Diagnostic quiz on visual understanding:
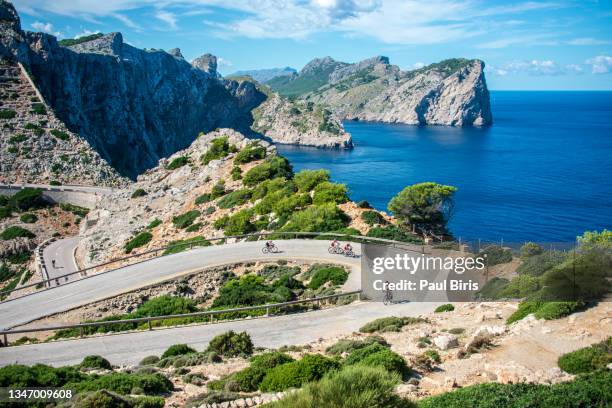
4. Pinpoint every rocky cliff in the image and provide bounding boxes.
[269,56,493,126]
